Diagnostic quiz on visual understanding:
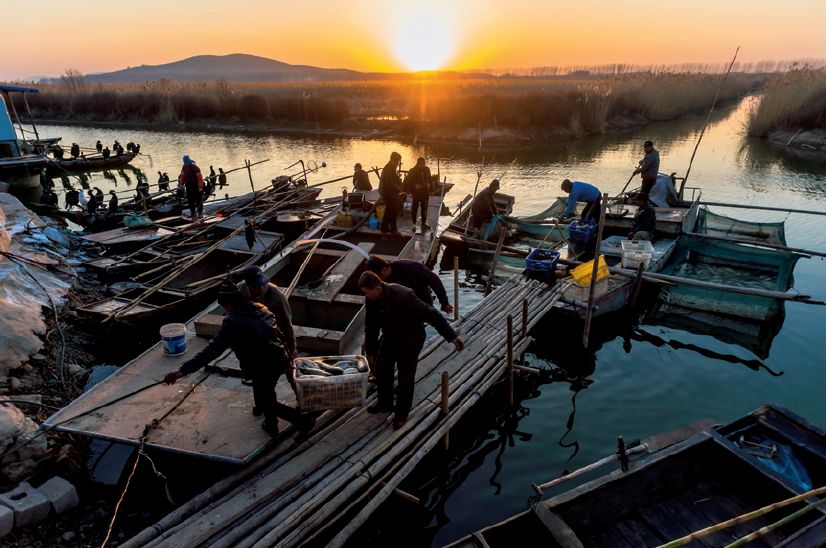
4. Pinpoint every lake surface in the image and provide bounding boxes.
[33,97,826,546]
